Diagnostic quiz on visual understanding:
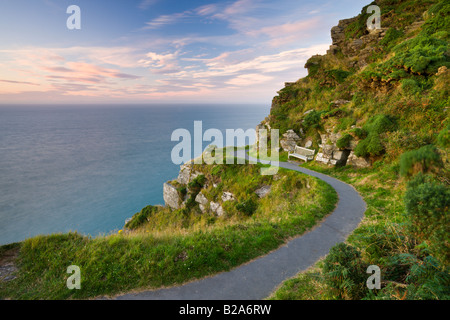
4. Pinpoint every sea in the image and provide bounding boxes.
[0,104,270,245]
